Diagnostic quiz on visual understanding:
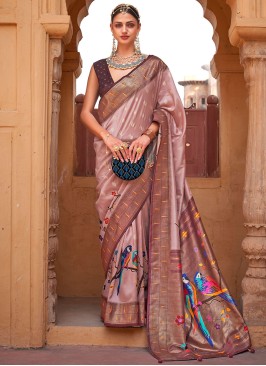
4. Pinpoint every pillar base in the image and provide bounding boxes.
[248,324,266,348]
